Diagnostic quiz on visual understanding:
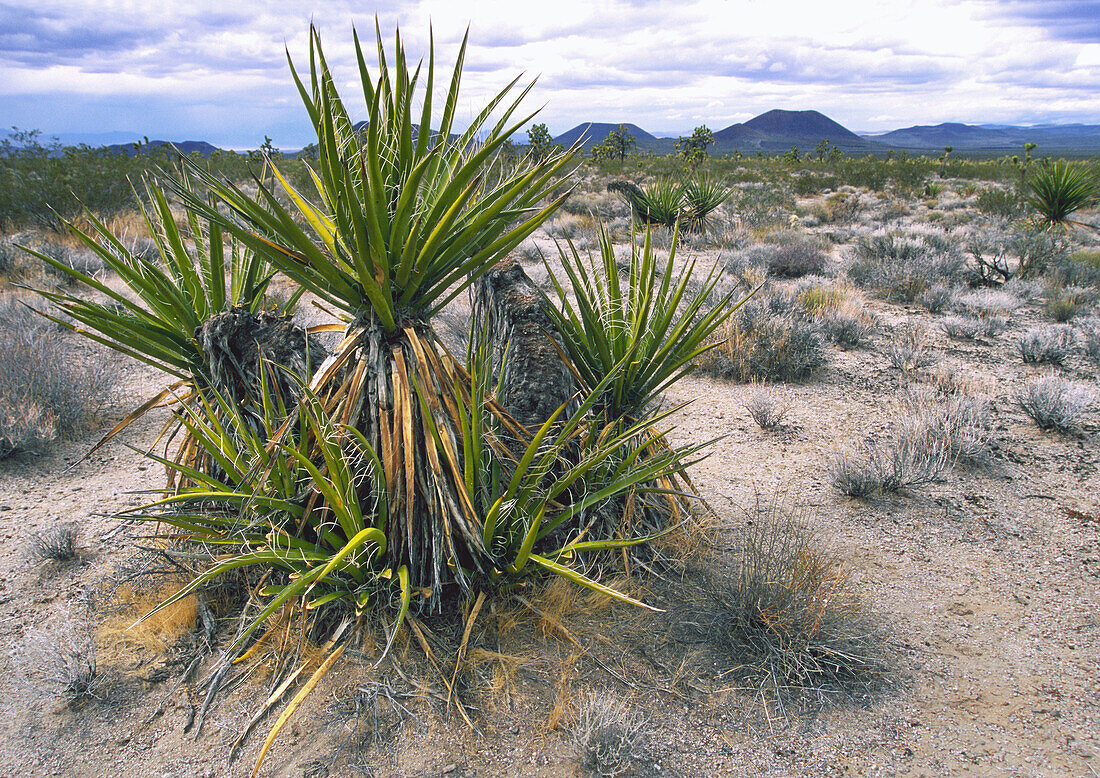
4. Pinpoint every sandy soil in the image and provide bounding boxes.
[1,212,1098,777]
